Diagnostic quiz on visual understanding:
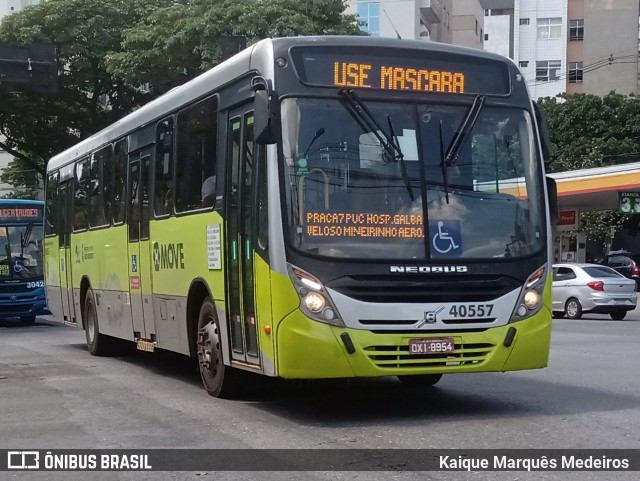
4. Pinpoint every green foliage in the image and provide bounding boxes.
[0,158,40,199]
[579,211,625,247]
[0,0,361,196]
[105,0,363,95]
[0,0,177,196]
[537,92,640,172]
[538,92,640,245]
